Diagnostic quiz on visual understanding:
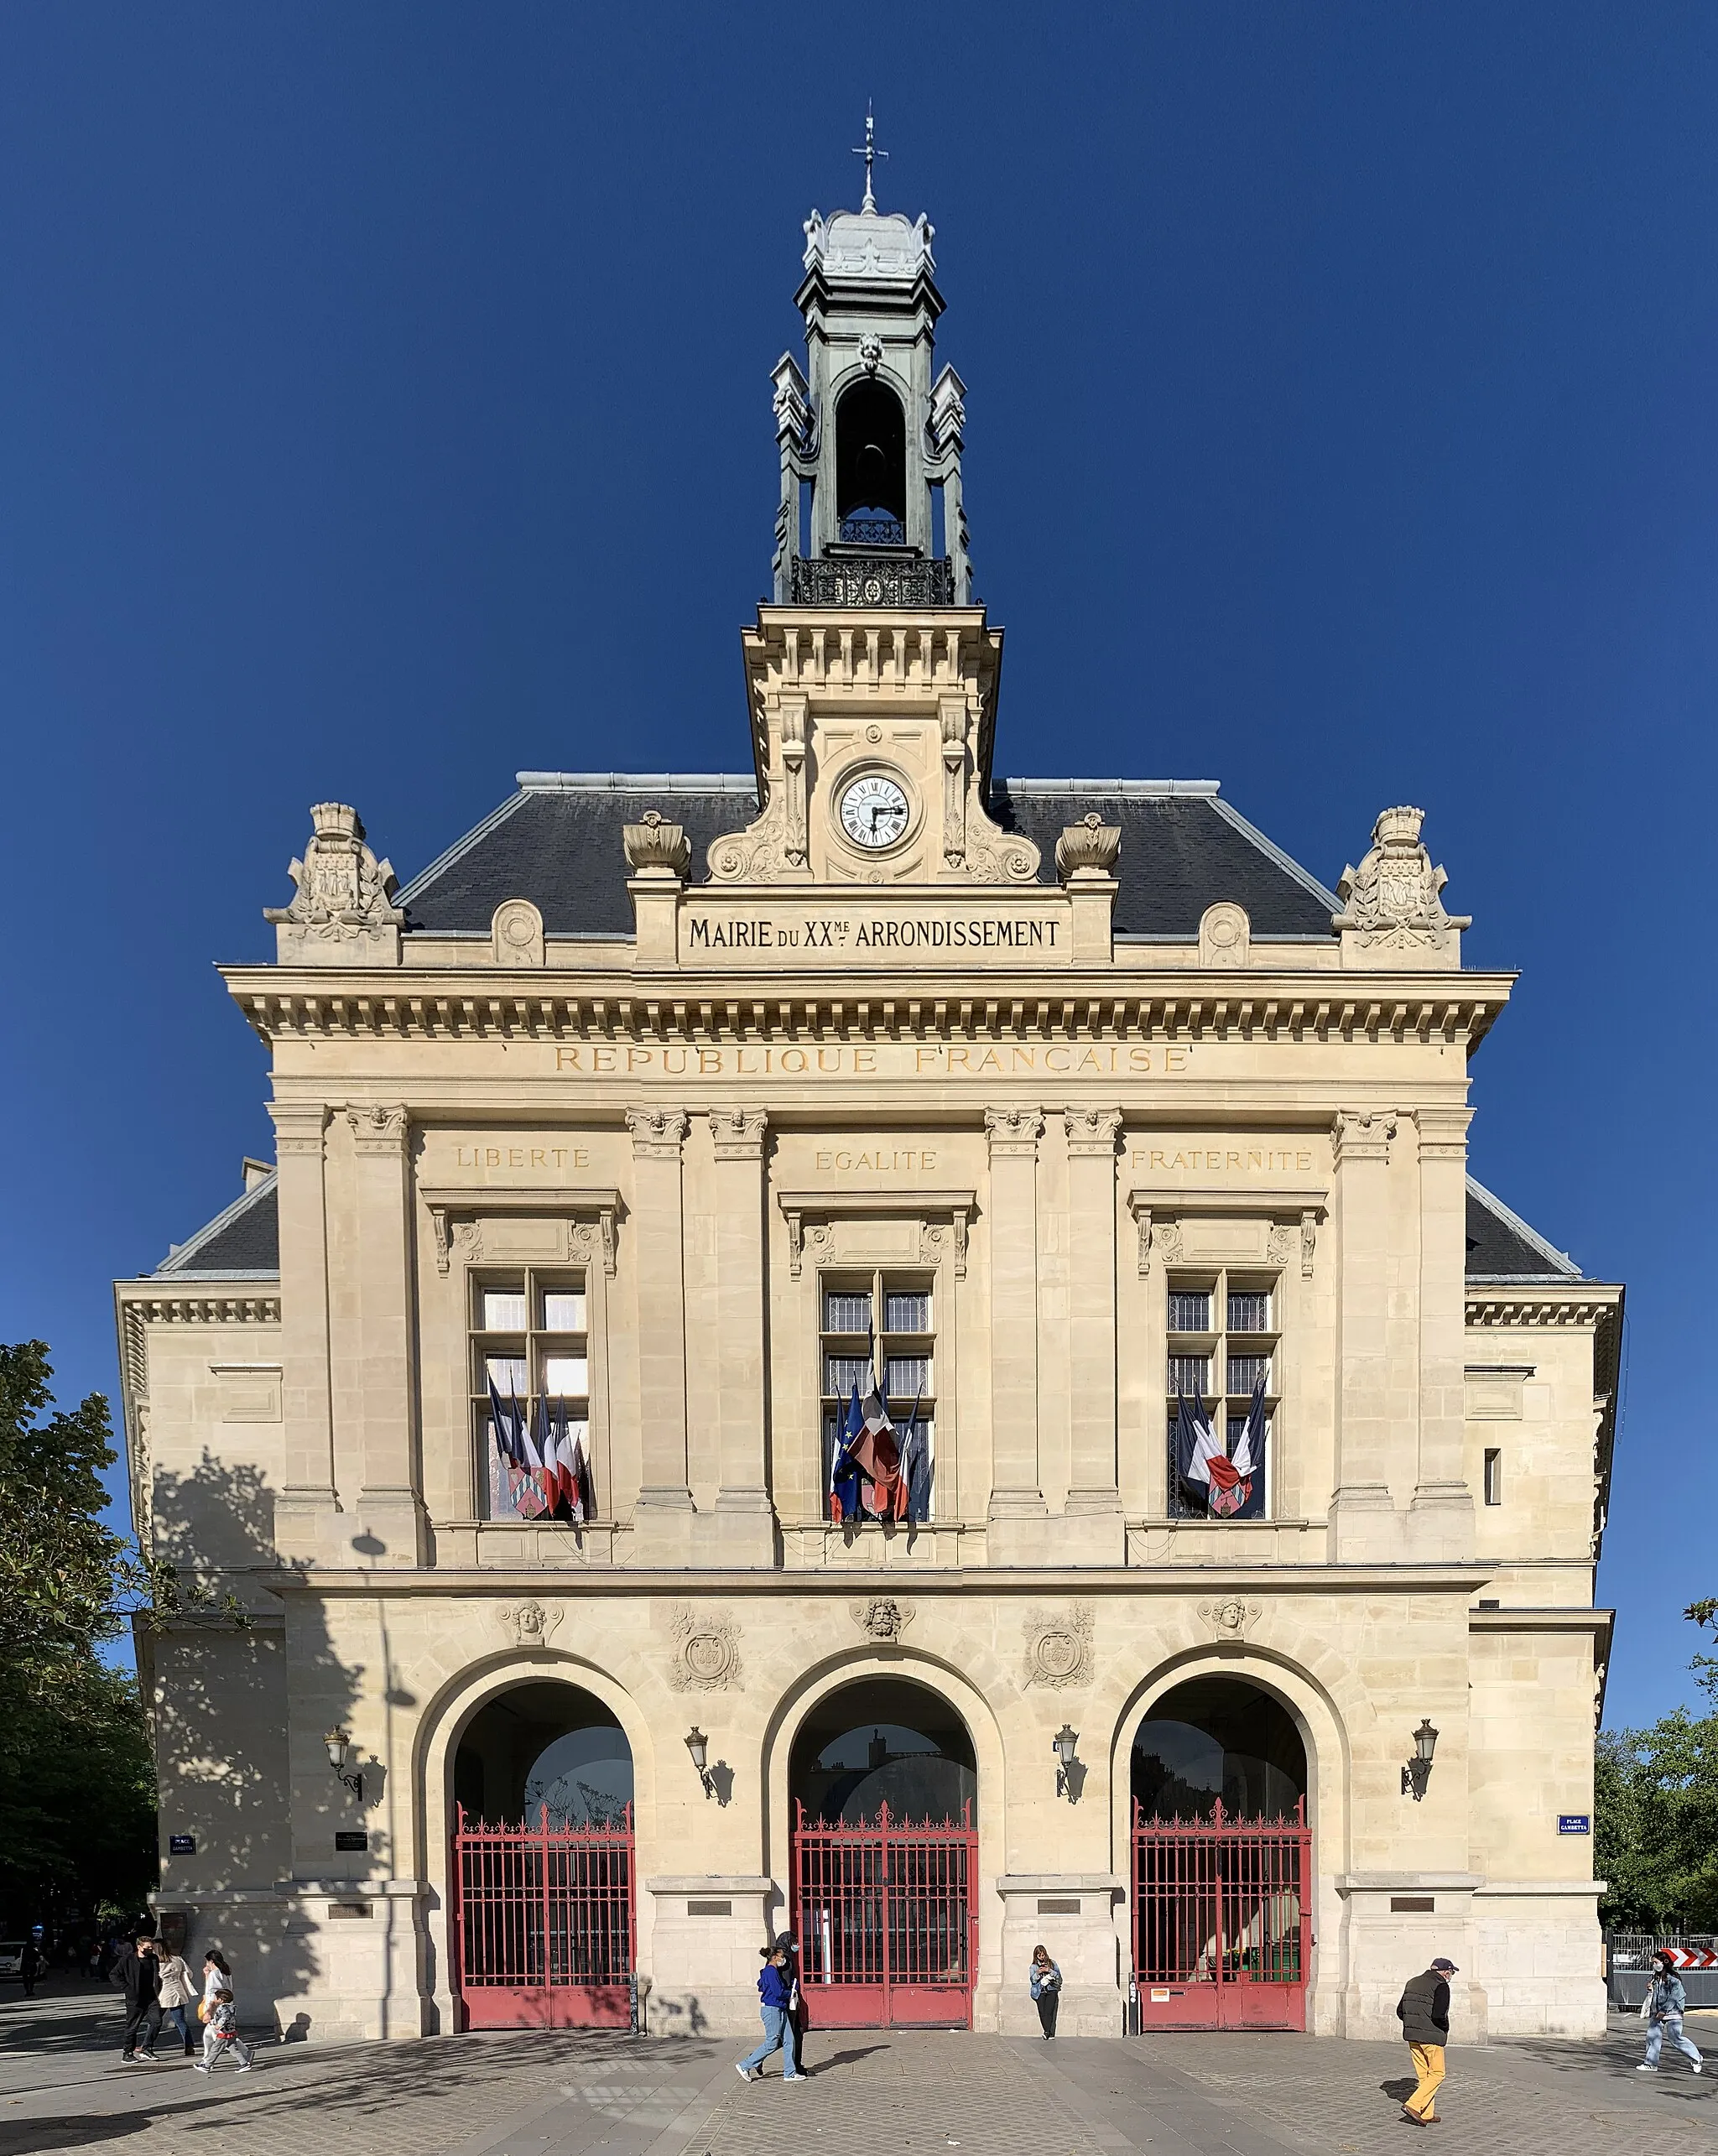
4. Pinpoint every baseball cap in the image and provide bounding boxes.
[1430,1956,1458,1972]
